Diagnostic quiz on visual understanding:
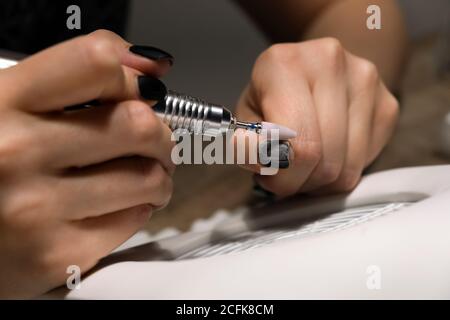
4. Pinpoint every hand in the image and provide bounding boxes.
[236,38,399,196]
[0,30,175,298]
